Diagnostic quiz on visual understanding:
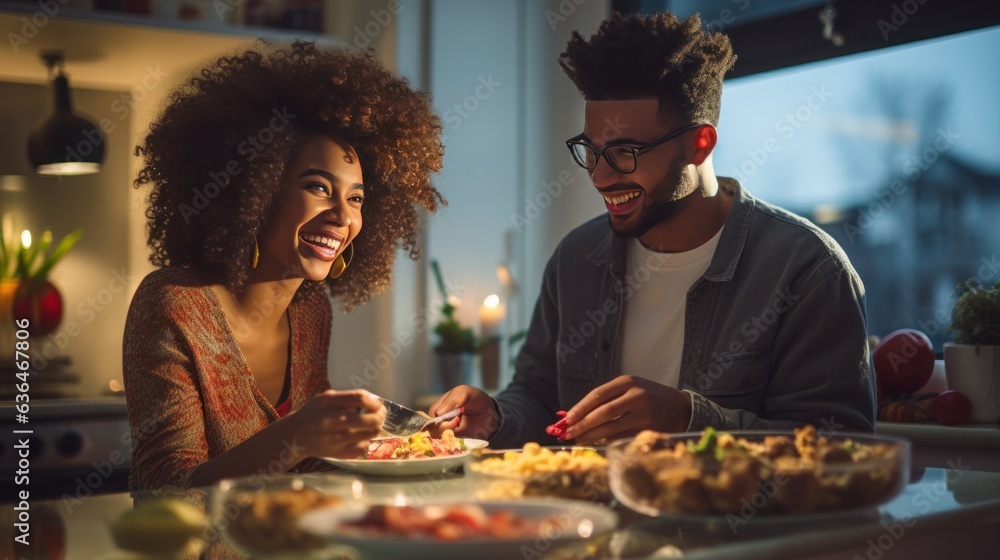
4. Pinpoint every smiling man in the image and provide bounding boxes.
[432,11,875,445]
